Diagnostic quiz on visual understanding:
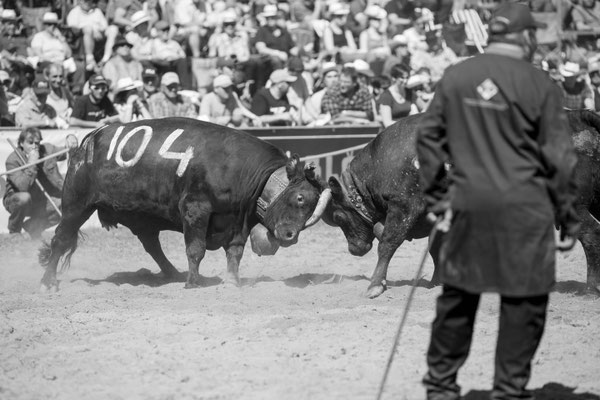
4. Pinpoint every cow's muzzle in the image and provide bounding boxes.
[273,225,299,247]
[304,188,332,228]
